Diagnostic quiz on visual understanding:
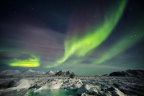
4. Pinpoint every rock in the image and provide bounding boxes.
[0,69,144,96]
[107,87,126,96]
[36,79,63,91]
[55,70,75,77]
[55,70,63,76]
[0,70,20,76]
[46,71,55,76]
[9,79,31,91]
[61,78,83,90]
[78,84,126,96]
[0,79,19,89]
[77,84,101,95]
[109,69,144,77]
[21,69,45,76]
[109,71,128,77]
[126,69,144,77]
